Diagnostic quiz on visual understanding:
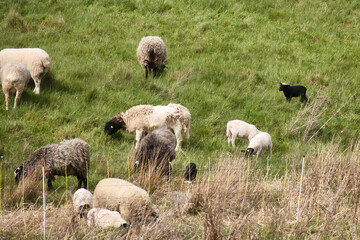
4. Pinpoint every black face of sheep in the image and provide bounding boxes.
[279,83,308,102]
[244,148,255,158]
[104,118,126,135]
[184,162,197,182]
[14,165,23,185]
[78,204,91,218]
